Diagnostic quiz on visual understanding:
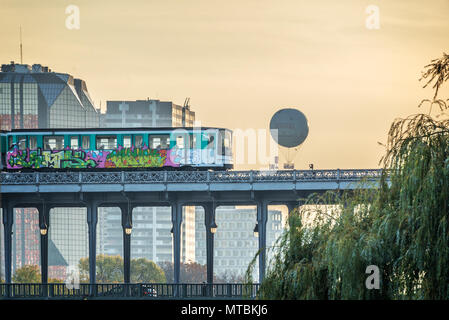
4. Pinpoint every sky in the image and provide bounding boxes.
[1,0,448,170]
